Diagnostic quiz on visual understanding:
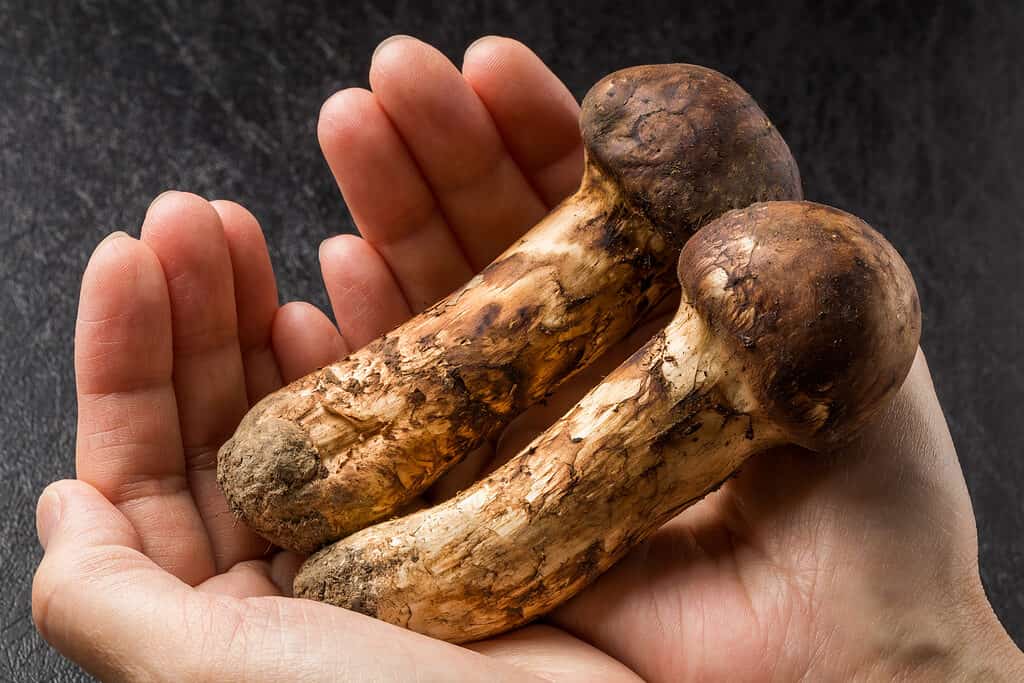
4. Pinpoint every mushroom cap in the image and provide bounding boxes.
[678,201,921,450]
[580,64,802,247]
